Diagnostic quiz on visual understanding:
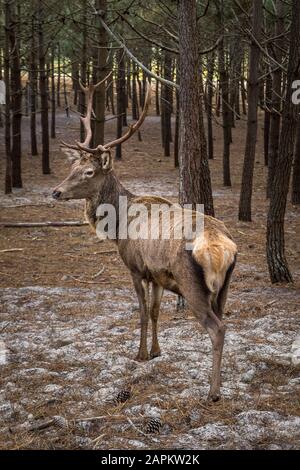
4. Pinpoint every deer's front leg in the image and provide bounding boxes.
[150,283,163,359]
[131,274,150,361]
